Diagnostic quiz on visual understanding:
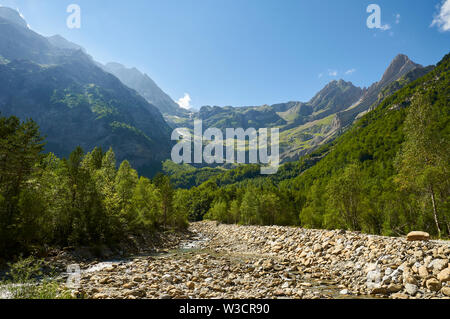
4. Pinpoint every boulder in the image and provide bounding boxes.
[437,268,450,283]
[186,281,195,290]
[442,286,450,297]
[428,259,448,273]
[387,284,403,293]
[391,293,409,299]
[418,266,429,278]
[370,287,388,295]
[406,231,430,241]
[425,278,442,292]
[404,283,418,295]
